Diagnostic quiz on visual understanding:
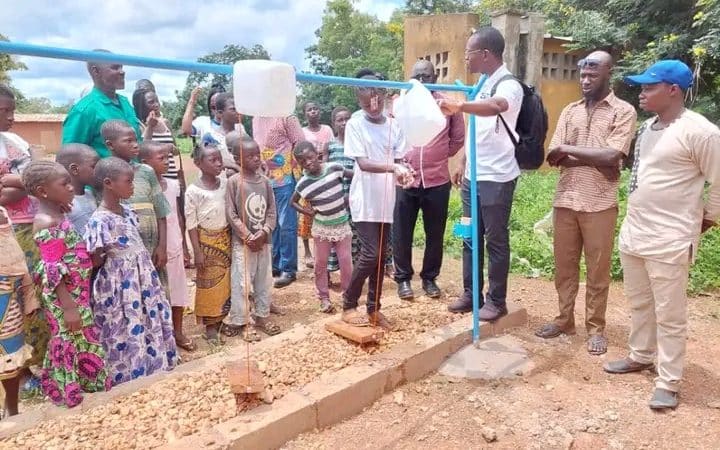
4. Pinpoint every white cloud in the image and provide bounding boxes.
[1,0,403,104]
